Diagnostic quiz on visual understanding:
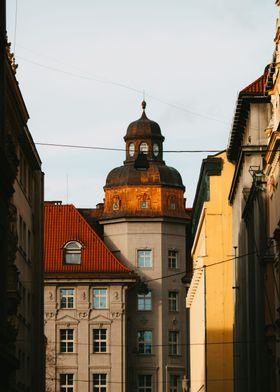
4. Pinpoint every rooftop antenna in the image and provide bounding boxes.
[66,174,69,204]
